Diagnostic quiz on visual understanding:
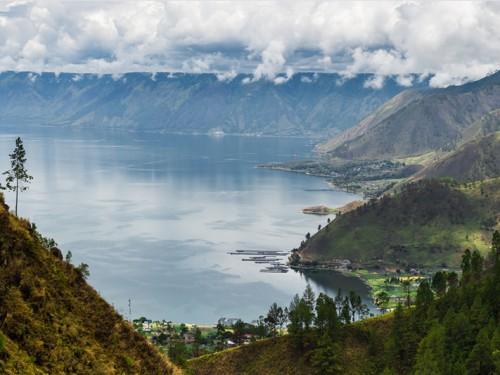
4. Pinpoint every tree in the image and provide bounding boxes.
[491,231,500,266]
[340,296,351,324]
[413,323,447,374]
[277,307,288,334]
[76,263,90,280]
[1,137,33,216]
[447,271,459,289]
[461,249,472,278]
[375,291,390,312]
[192,326,203,356]
[265,303,281,336]
[431,271,447,296]
[168,341,188,366]
[416,280,433,311]
[311,335,342,375]
[401,280,412,306]
[215,322,226,350]
[470,250,484,278]
[232,319,245,344]
[305,232,311,240]
[315,293,339,336]
[179,323,188,336]
[303,284,316,311]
